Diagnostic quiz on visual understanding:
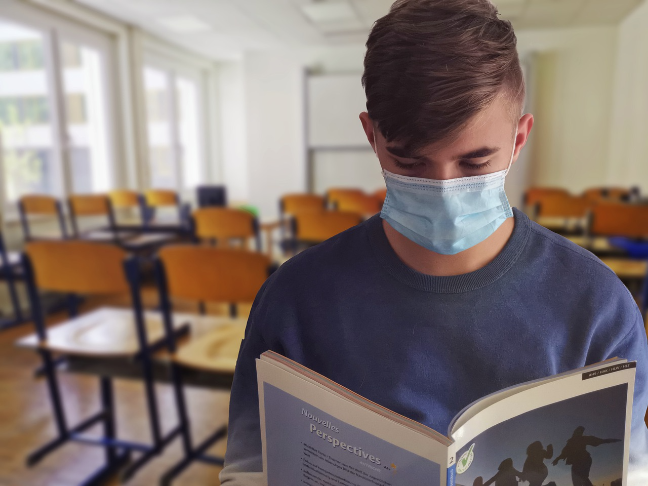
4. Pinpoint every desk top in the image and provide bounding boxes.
[566,236,617,253]
[600,258,648,280]
[16,307,247,360]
